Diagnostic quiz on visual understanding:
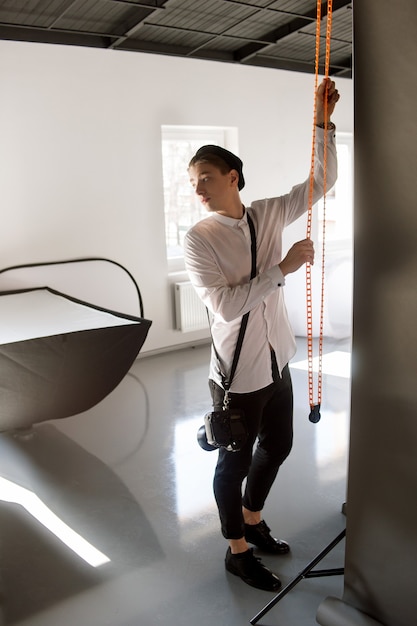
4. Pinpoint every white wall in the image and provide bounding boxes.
[0,40,353,354]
